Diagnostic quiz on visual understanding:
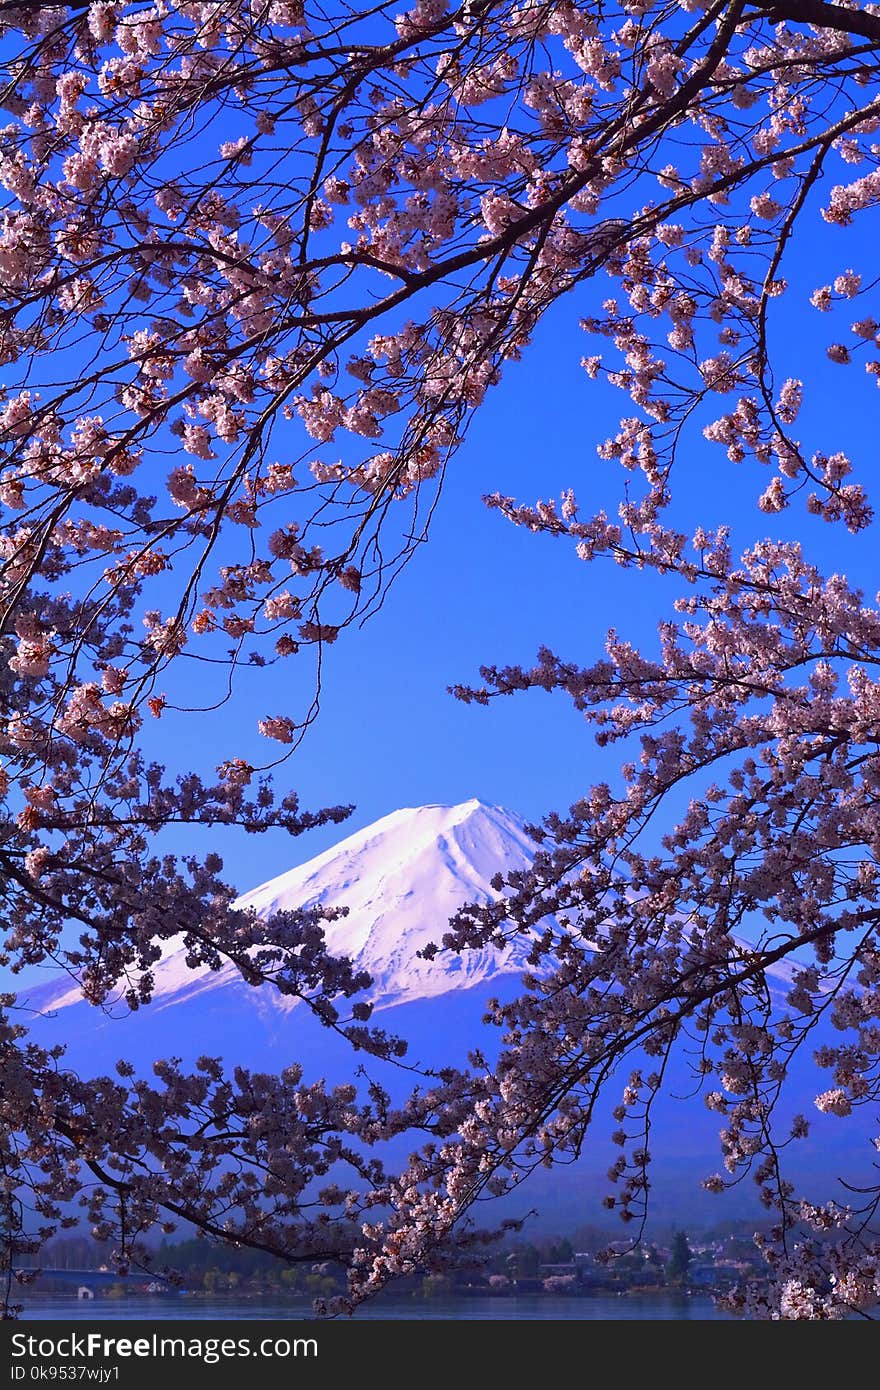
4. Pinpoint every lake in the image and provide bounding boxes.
[17,1292,730,1320]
